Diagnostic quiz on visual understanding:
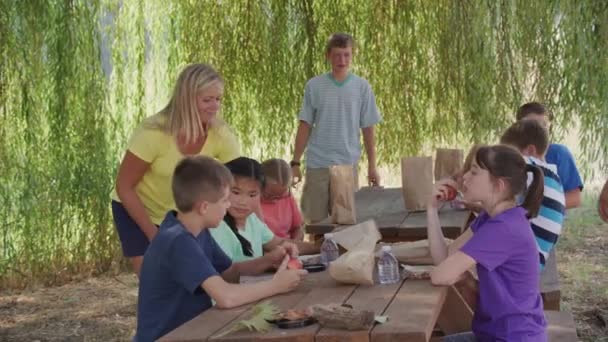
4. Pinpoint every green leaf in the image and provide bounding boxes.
[215,301,280,337]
